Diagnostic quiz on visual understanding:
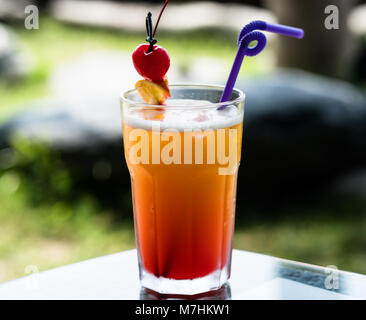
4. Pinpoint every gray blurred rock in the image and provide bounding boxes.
[332,170,366,197]
[0,0,30,20]
[185,58,230,85]
[50,0,275,33]
[0,23,28,81]
[349,3,366,36]
[0,0,51,20]
[238,70,366,196]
